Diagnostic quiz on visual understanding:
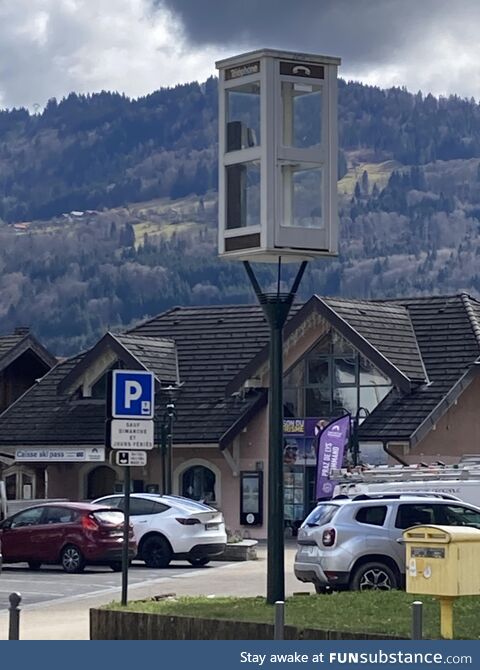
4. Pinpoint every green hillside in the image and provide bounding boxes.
[2,79,480,353]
